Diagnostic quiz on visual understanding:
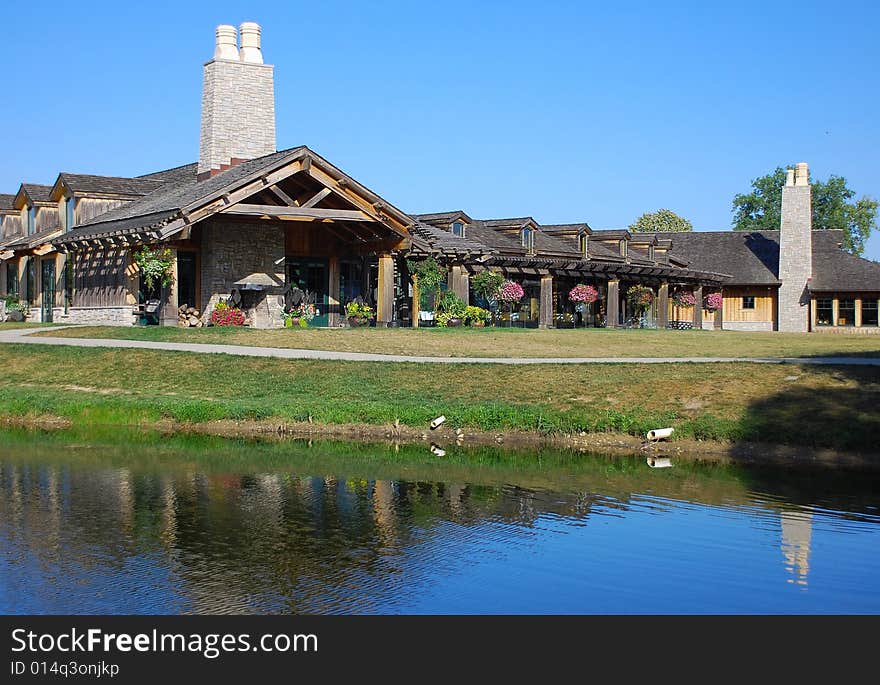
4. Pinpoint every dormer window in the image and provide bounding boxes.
[648,245,655,261]
[619,240,627,258]
[579,232,588,257]
[451,221,466,238]
[64,196,75,232]
[26,206,35,235]
[521,227,535,253]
